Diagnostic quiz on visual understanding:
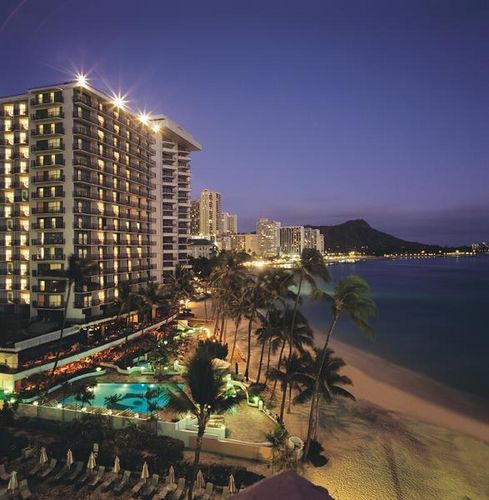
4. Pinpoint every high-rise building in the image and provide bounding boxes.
[199,189,221,241]
[304,227,325,253]
[0,78,199,322]
[151,115,200,277]
[190,199,200,235]
[280,226,305,255]
[221,212,238,235]
[256,218,281,257]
